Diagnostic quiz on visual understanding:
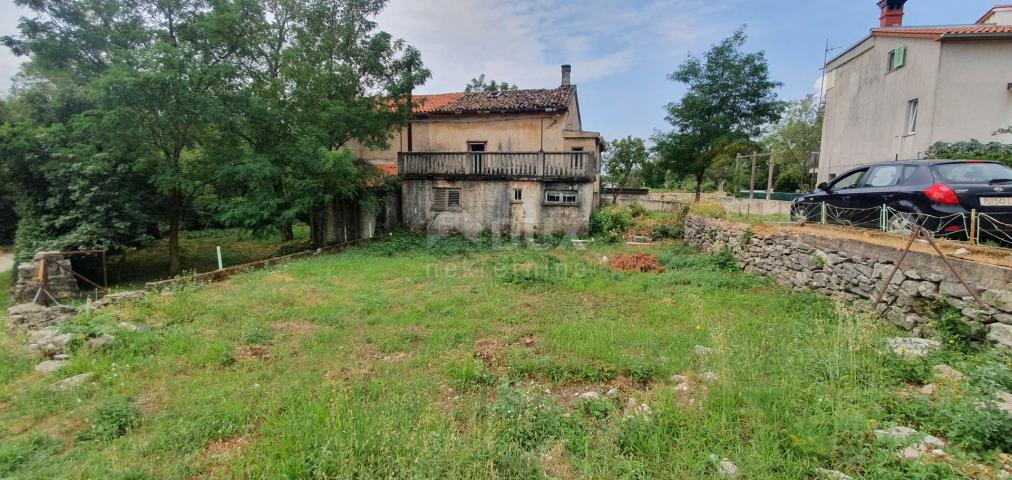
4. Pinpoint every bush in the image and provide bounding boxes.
[628,201,648,218]
[77,400,140,442]
[589,206,633,243]
[710,248,738,271]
